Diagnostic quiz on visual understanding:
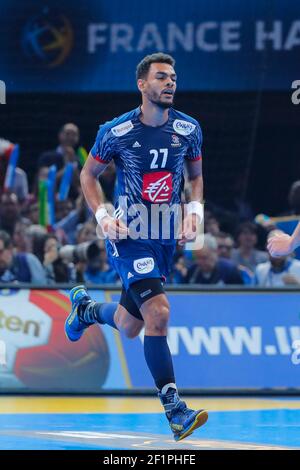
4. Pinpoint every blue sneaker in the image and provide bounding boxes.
[65,285,93,342]
[169,400,208,442]
[159,389,208,441]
